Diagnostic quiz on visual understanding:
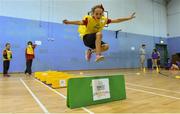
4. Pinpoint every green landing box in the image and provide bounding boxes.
[67,75,126,109]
